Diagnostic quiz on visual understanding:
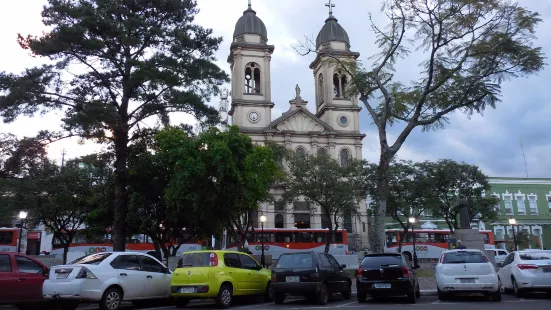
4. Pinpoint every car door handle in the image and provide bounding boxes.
[18,277,26,281]
[147,275,153,278]
[120,273,127,276]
